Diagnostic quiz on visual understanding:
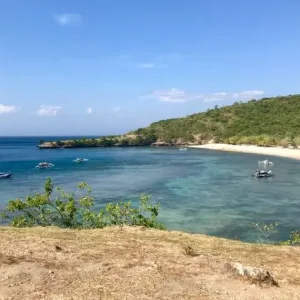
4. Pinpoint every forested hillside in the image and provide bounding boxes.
[134,94,300,147]
[39,94,300,148]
